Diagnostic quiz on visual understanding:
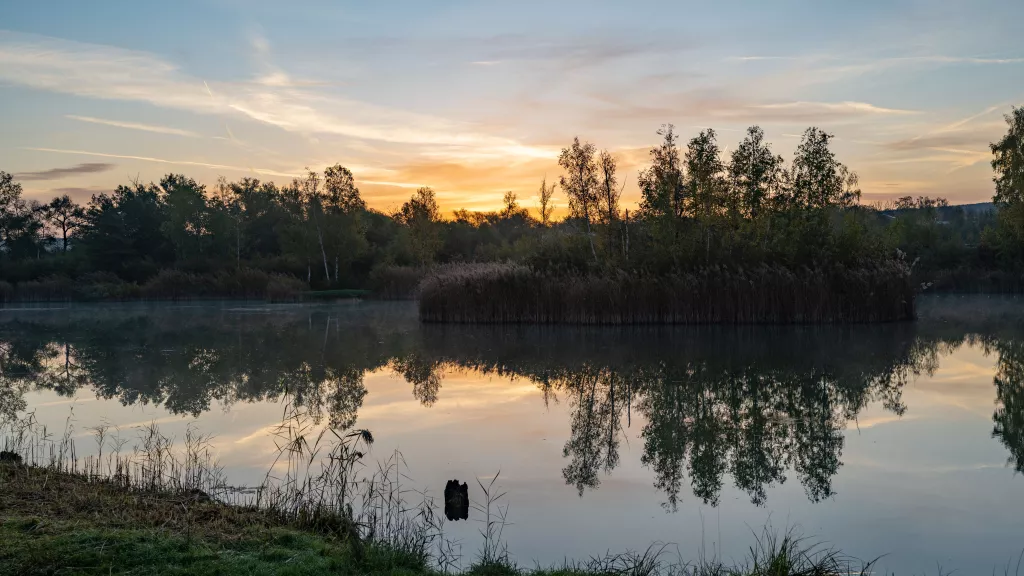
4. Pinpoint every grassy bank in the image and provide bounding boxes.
[0,409,875,576]
[419,262,916,324]
[0,461,875,576]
